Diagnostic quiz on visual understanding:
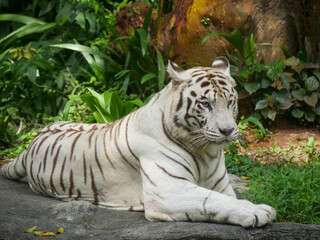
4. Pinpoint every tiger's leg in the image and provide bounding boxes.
[140,155,276,227]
